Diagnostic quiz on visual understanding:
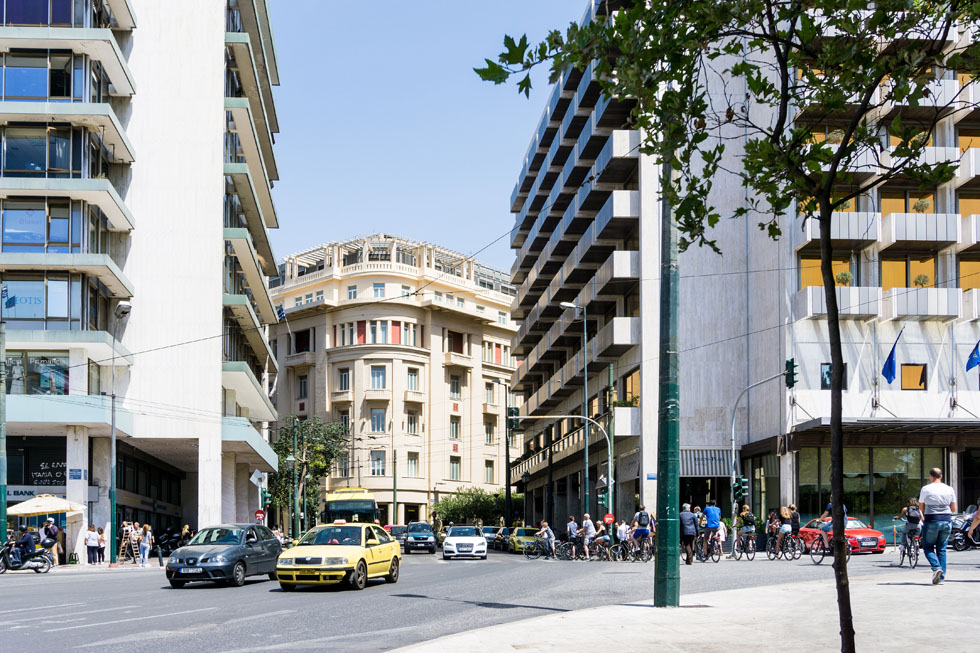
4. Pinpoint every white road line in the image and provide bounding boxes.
[3,606,130,625]
[0,602,83,615]
[43,607,217,633]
